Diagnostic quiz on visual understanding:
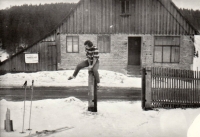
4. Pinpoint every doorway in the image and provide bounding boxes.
[128,37,141,65]
[48,45,57,71]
